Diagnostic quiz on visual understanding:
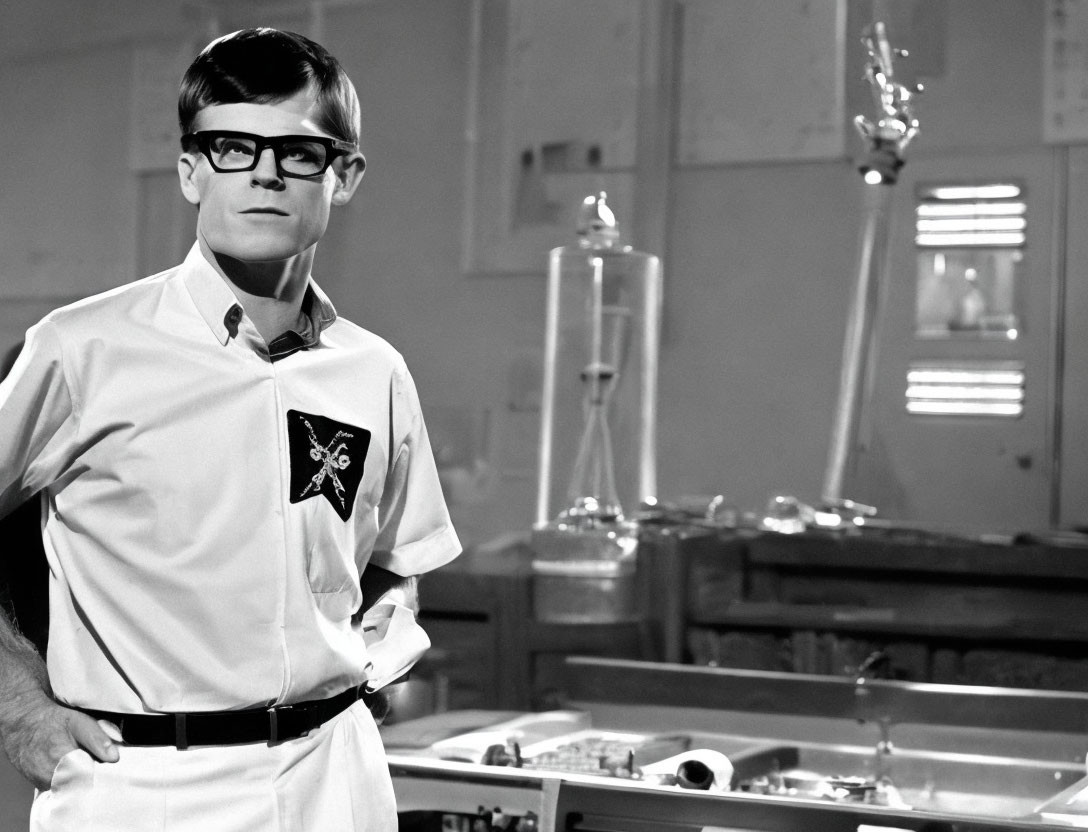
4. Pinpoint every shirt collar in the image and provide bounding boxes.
[304,280,338,333]
[180,243,338,348]
[180,244,239,346]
